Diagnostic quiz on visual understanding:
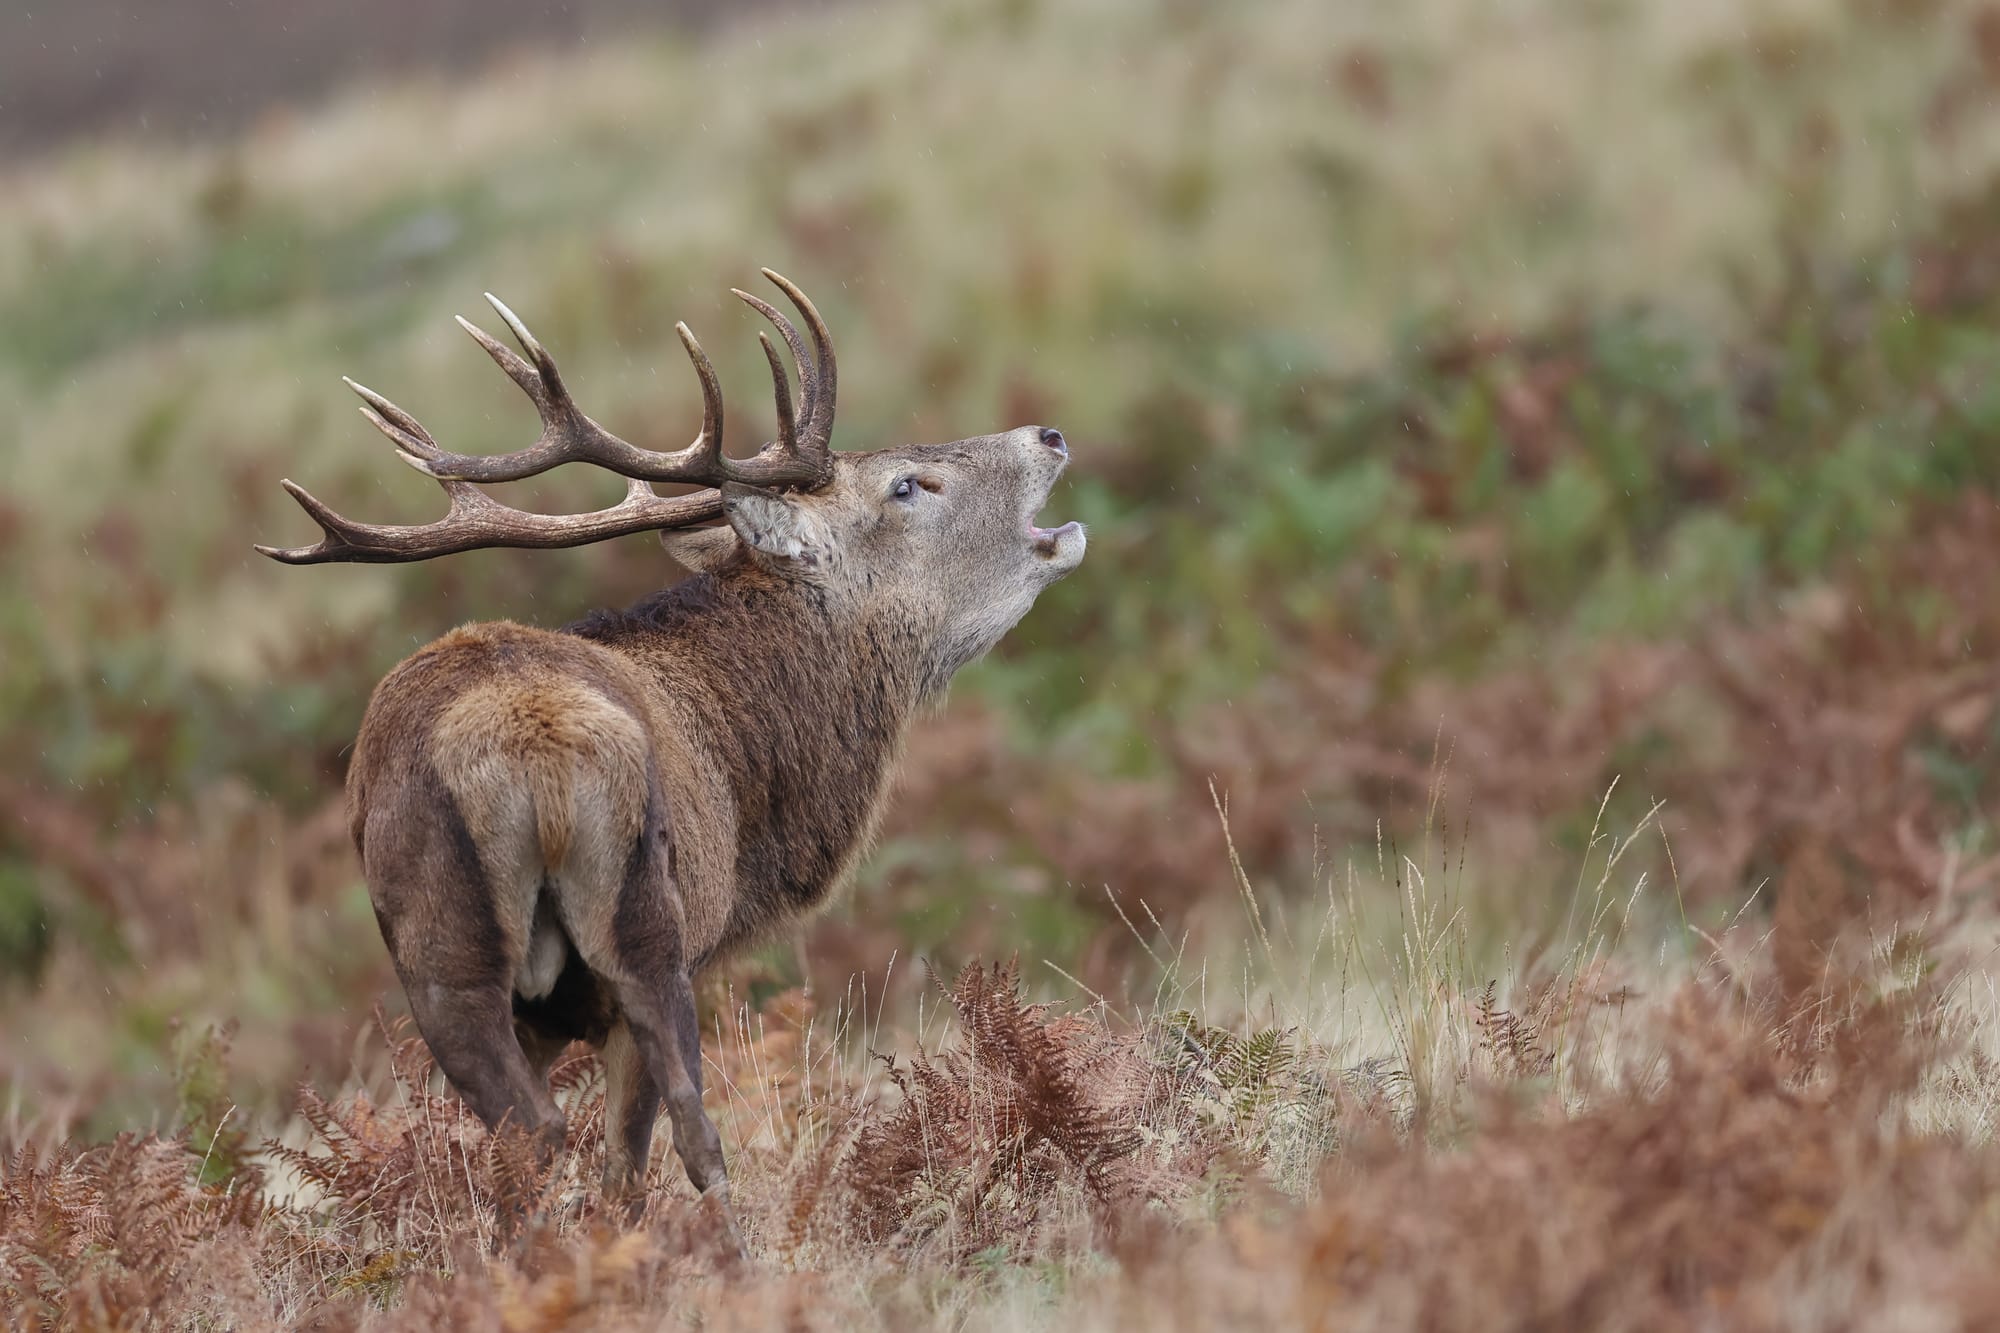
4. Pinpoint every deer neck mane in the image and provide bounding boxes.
[566,567,930,940]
